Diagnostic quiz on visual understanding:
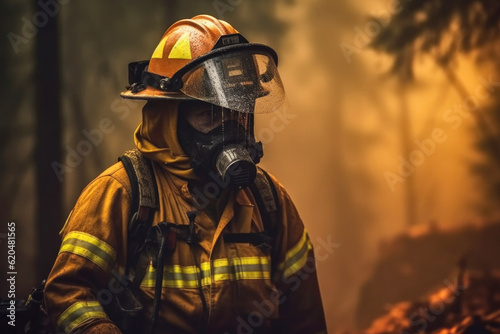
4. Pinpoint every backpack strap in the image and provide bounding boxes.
[255,167,280,237]
[118,149,159,277]
[223,167,280,250]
